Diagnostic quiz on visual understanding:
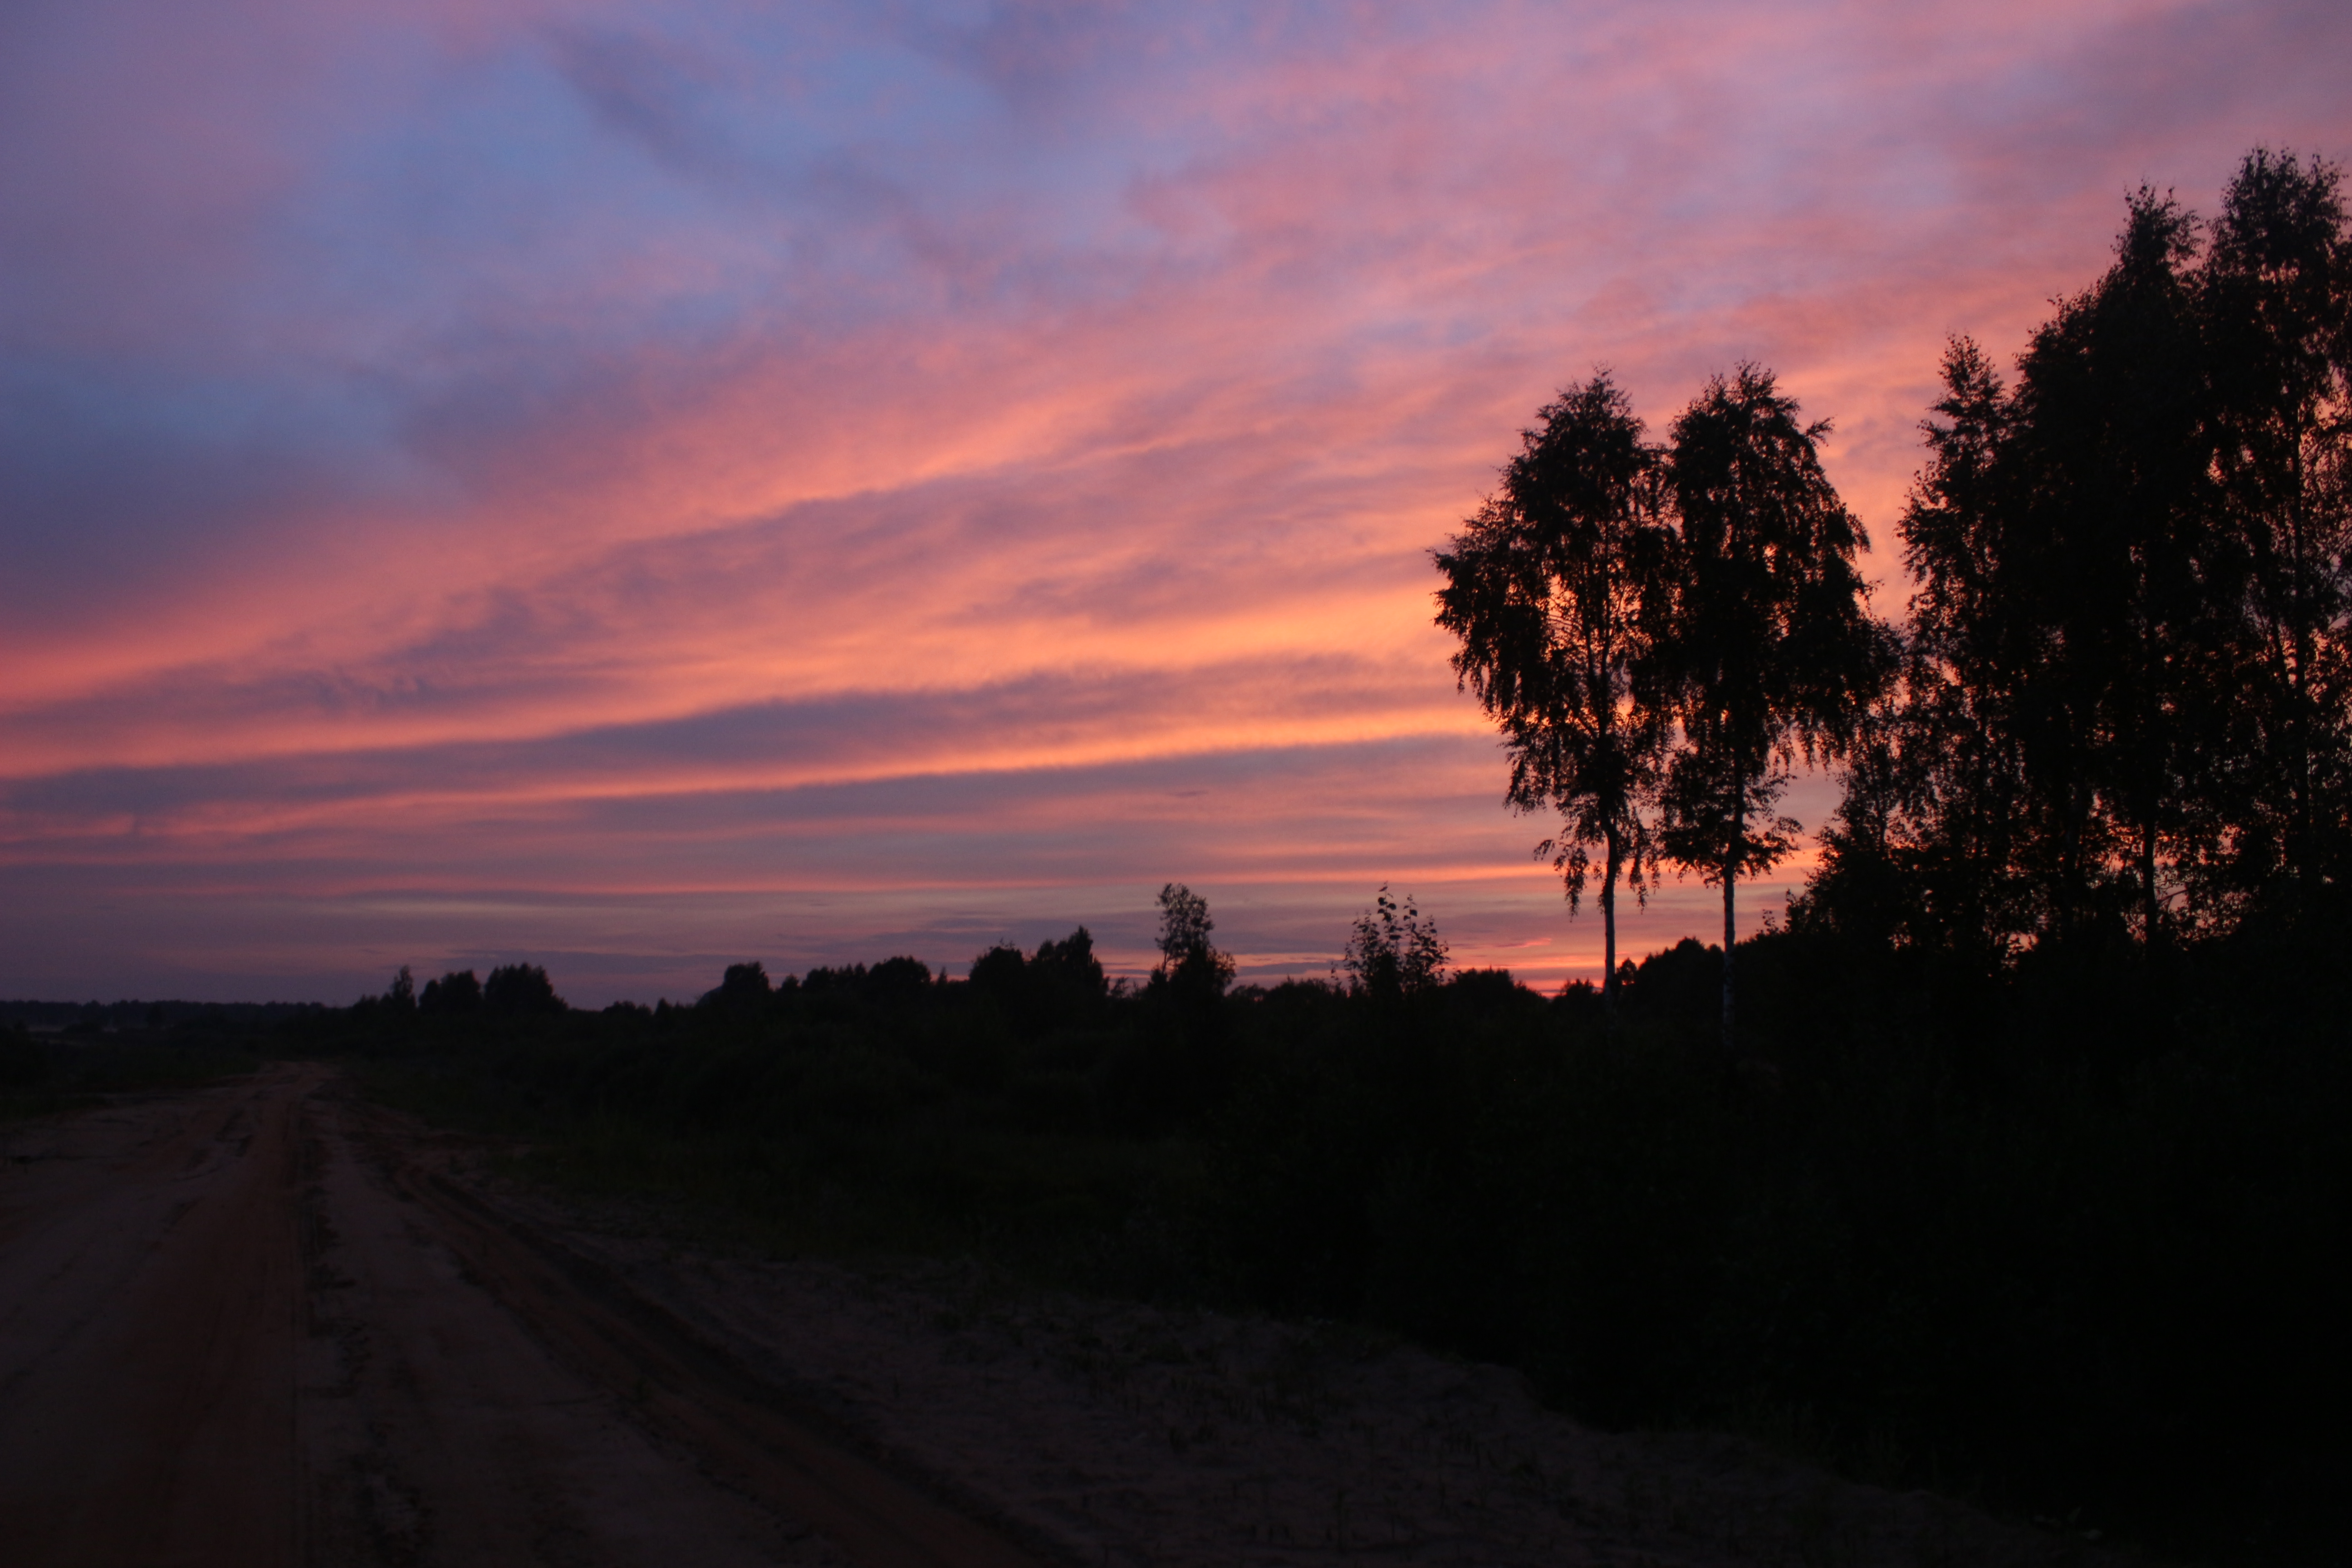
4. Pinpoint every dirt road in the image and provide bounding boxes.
[0,1065,1040,1568]
[0,1067,2132,1568]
